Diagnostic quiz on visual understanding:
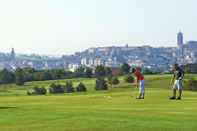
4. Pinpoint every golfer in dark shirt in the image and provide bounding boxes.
[170,64,184,100]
